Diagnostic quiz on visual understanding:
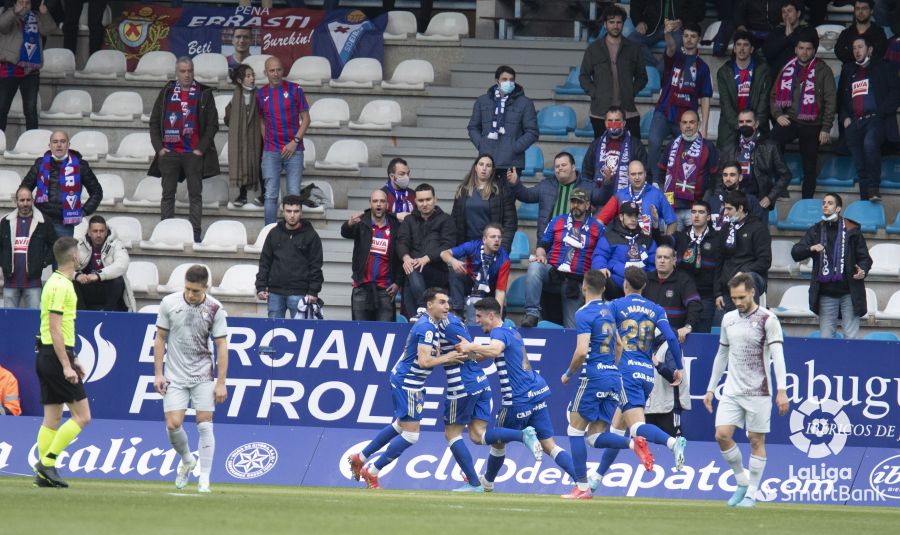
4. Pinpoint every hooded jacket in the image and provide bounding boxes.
[256,220,324,296]
[0,208,55,281]
[578,35,648,117]
[591,218,657,288]
[20,149,103,225]
[713,214,772,298]
[76,227,136,312]
[467,83,539,169]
